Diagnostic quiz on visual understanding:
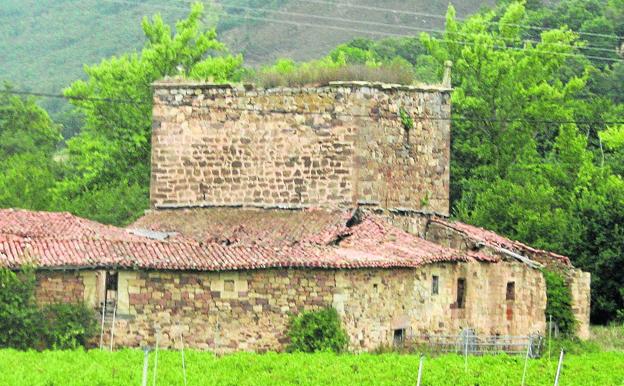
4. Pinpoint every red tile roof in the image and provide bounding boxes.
[0,209,144,241]
[430,218,571,266]
[129,208,351,246]
[340,215,497,264]
[0,208,495,271]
